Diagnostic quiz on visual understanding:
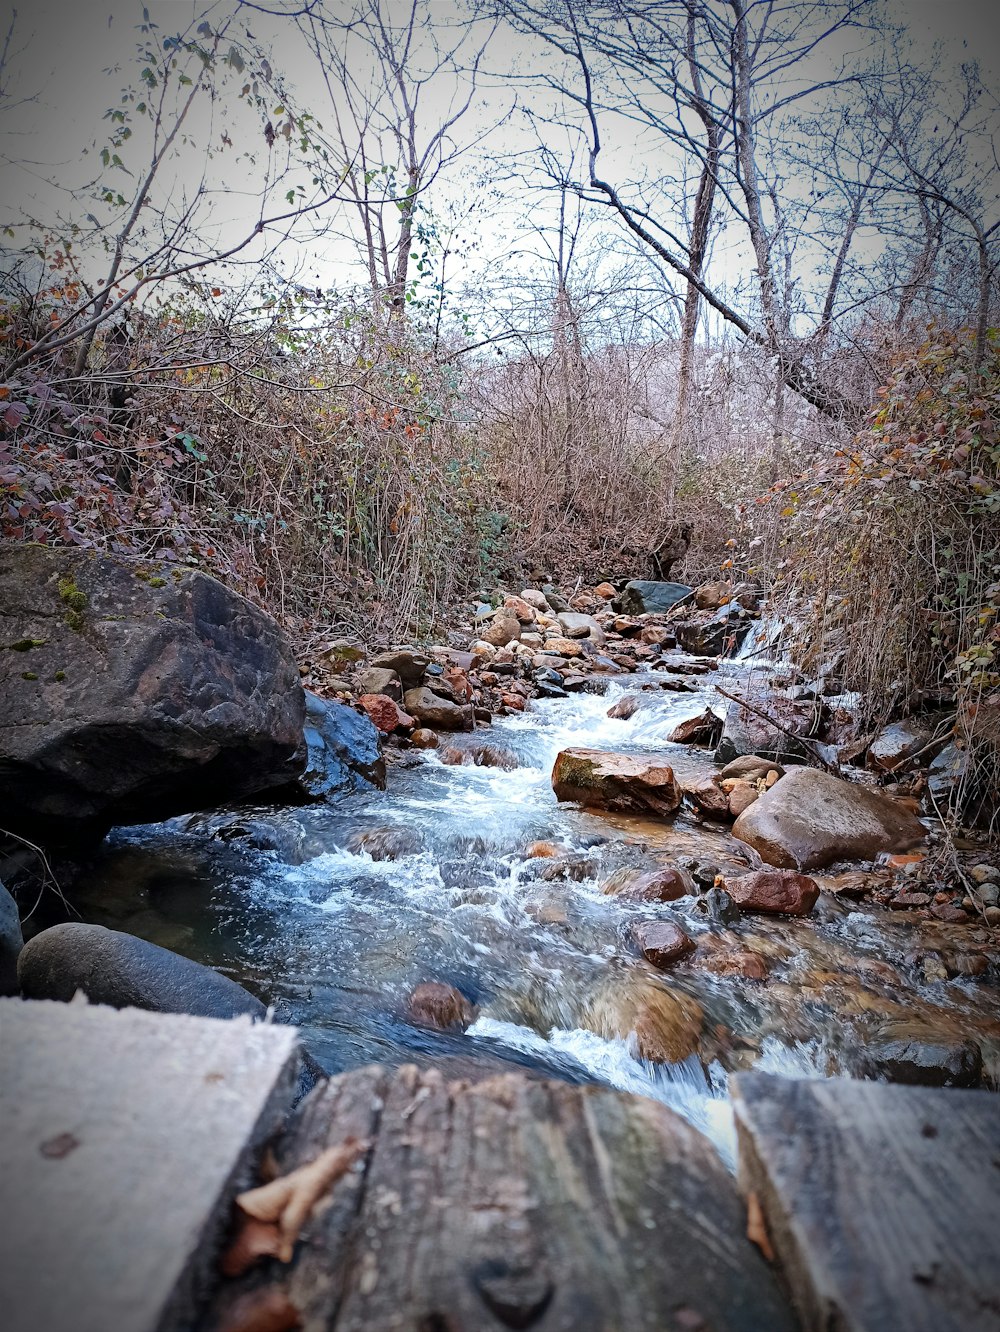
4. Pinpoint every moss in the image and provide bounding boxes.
[9,637,46,652]
[64,609,85,632]
[58,577,88,613]
[21,671,38,681]
[54,670,66,682]
[147,576,167,588]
